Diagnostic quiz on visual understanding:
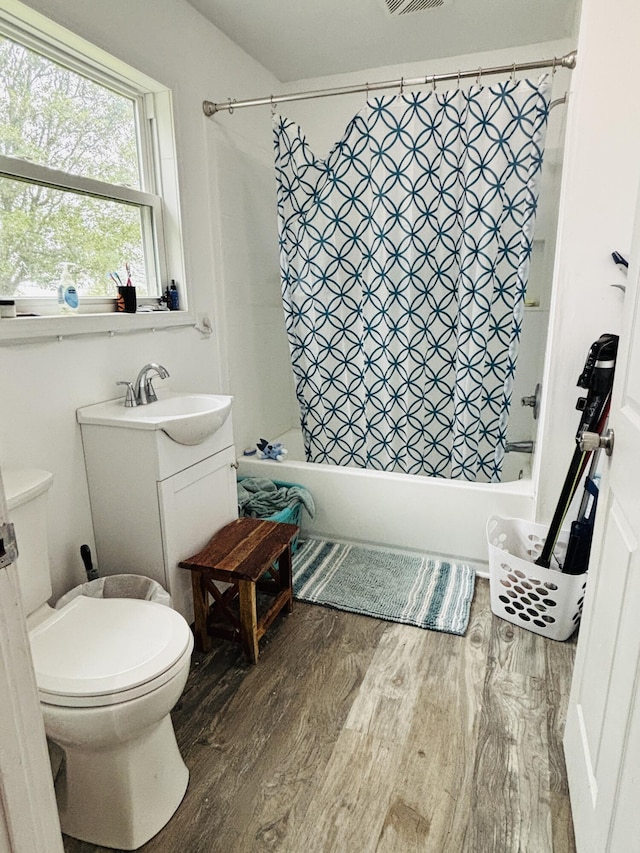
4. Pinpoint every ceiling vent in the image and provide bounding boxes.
[382,0,452,14]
